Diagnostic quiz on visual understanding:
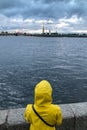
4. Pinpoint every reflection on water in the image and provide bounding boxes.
[0,36,87,109]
